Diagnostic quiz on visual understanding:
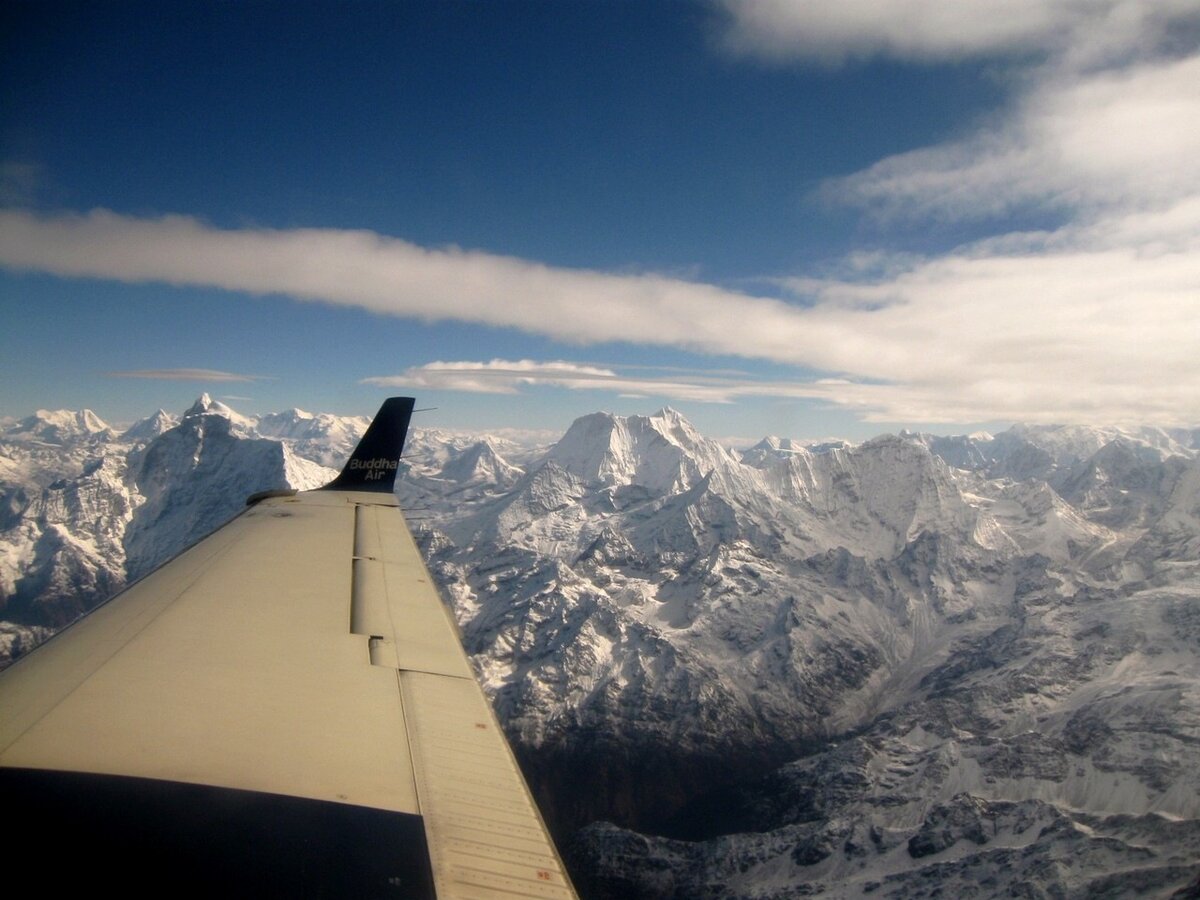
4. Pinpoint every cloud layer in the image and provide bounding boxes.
[0,208,809,362]
[719,0,1200,423]
[2,200,1196,425]
[3,1,1198,427]
[717,0,1199,64]
[106,368,264,382]
[363,359,839,405]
